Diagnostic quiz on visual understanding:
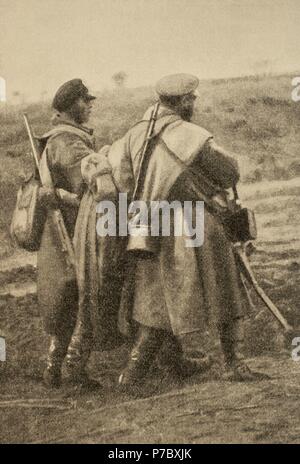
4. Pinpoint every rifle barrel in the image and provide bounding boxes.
[23,113,40,170]
[132,102,160,201]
